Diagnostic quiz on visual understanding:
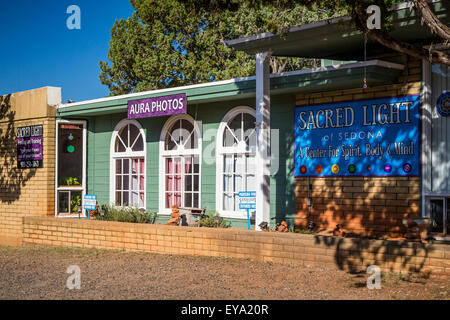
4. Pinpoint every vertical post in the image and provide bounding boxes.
[421,59,432,217]
[255,52,271,231]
